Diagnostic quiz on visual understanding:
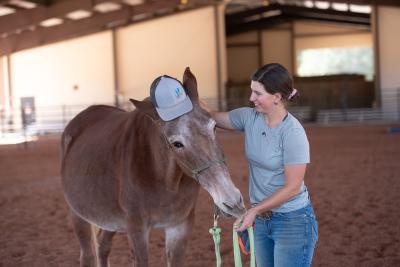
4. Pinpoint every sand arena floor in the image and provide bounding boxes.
[1,124,400,267]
